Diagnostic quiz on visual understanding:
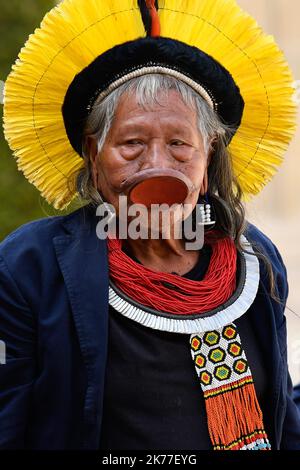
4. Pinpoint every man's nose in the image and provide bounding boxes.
[140,140,170,170]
